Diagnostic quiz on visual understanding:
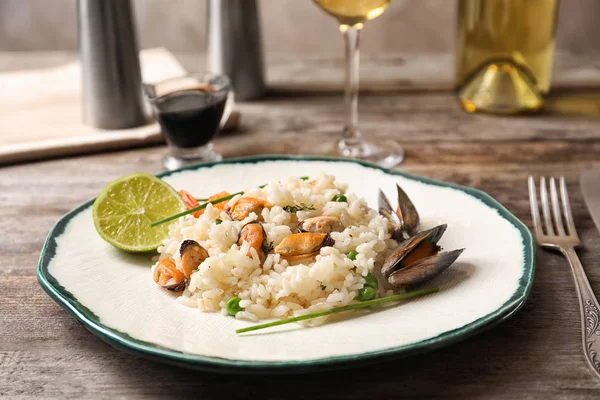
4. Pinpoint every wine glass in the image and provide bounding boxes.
[313,0,404,167]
